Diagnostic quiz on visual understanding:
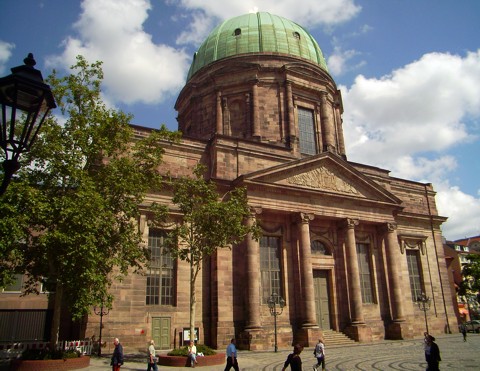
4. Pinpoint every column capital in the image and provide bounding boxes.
[249,206,262,216]
[344,218,359,229]
[385,222,398,233]
[298,212,314,224]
